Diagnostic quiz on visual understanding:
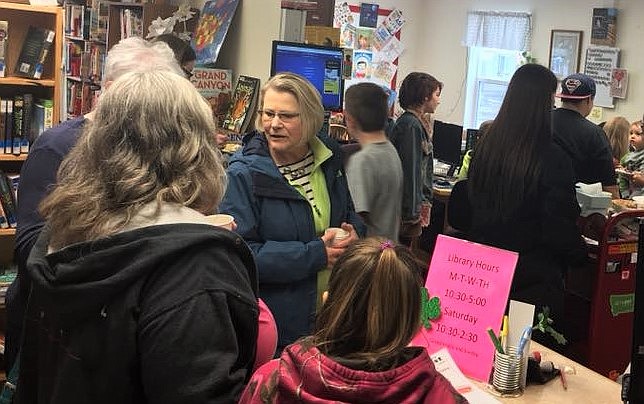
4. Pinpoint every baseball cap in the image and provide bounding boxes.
[556,73,596,99]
